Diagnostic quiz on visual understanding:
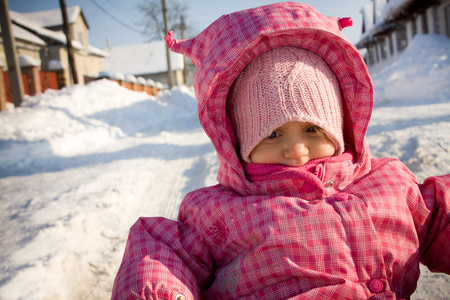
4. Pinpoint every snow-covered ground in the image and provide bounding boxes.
[0,34,449,299]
